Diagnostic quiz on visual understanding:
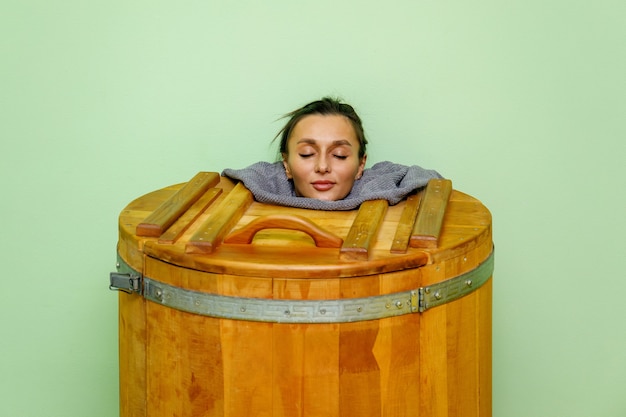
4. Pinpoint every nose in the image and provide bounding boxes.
[315,155,330,173]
